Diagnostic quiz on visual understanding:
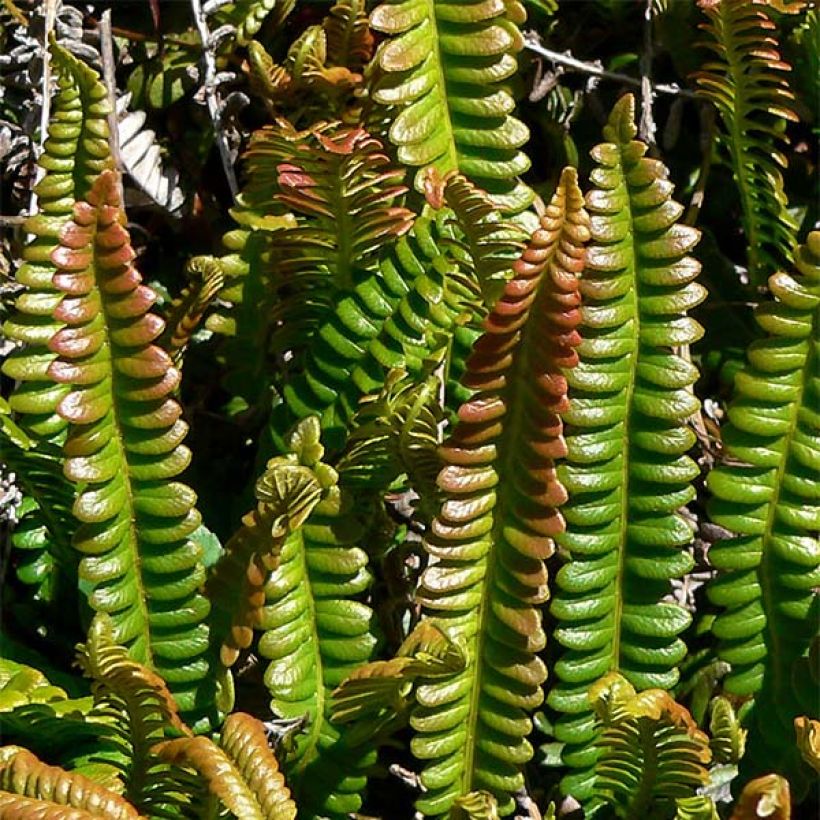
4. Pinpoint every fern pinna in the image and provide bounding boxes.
[2,42,112,440]
[255,418,379,818]
[548,95,706,803]
[706,231,820,793]
[43,169,214,725]
[410,167,588,816]
[370,0,533,215]
[694,0,799,286]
